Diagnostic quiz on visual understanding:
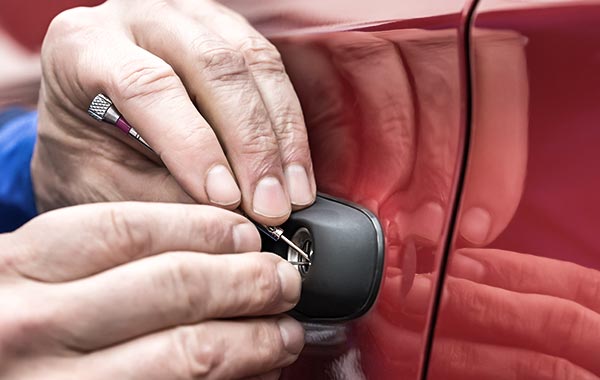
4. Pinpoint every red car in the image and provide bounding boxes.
[3,0,600,378]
